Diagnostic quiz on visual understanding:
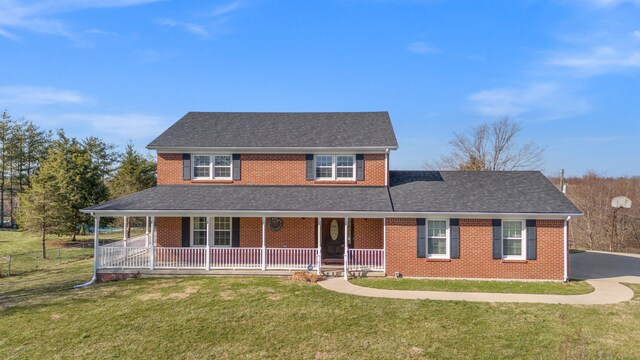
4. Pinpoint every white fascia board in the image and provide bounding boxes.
[149,146,397,154]
[82,209,580,220]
